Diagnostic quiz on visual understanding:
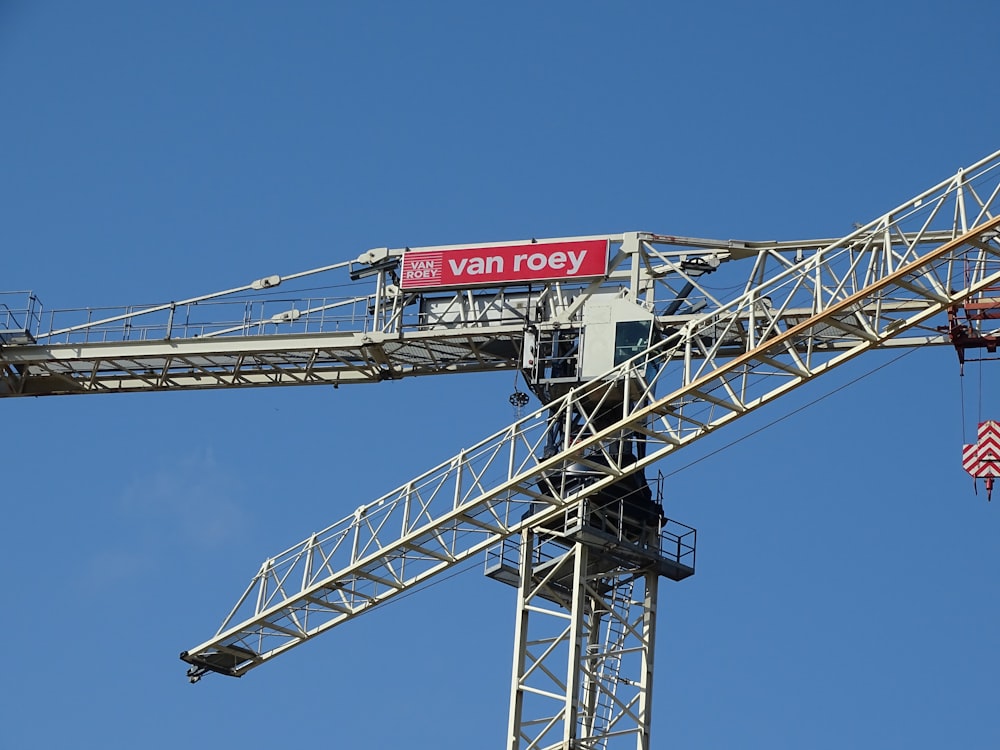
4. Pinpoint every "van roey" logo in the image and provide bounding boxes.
[400,239,608,290]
